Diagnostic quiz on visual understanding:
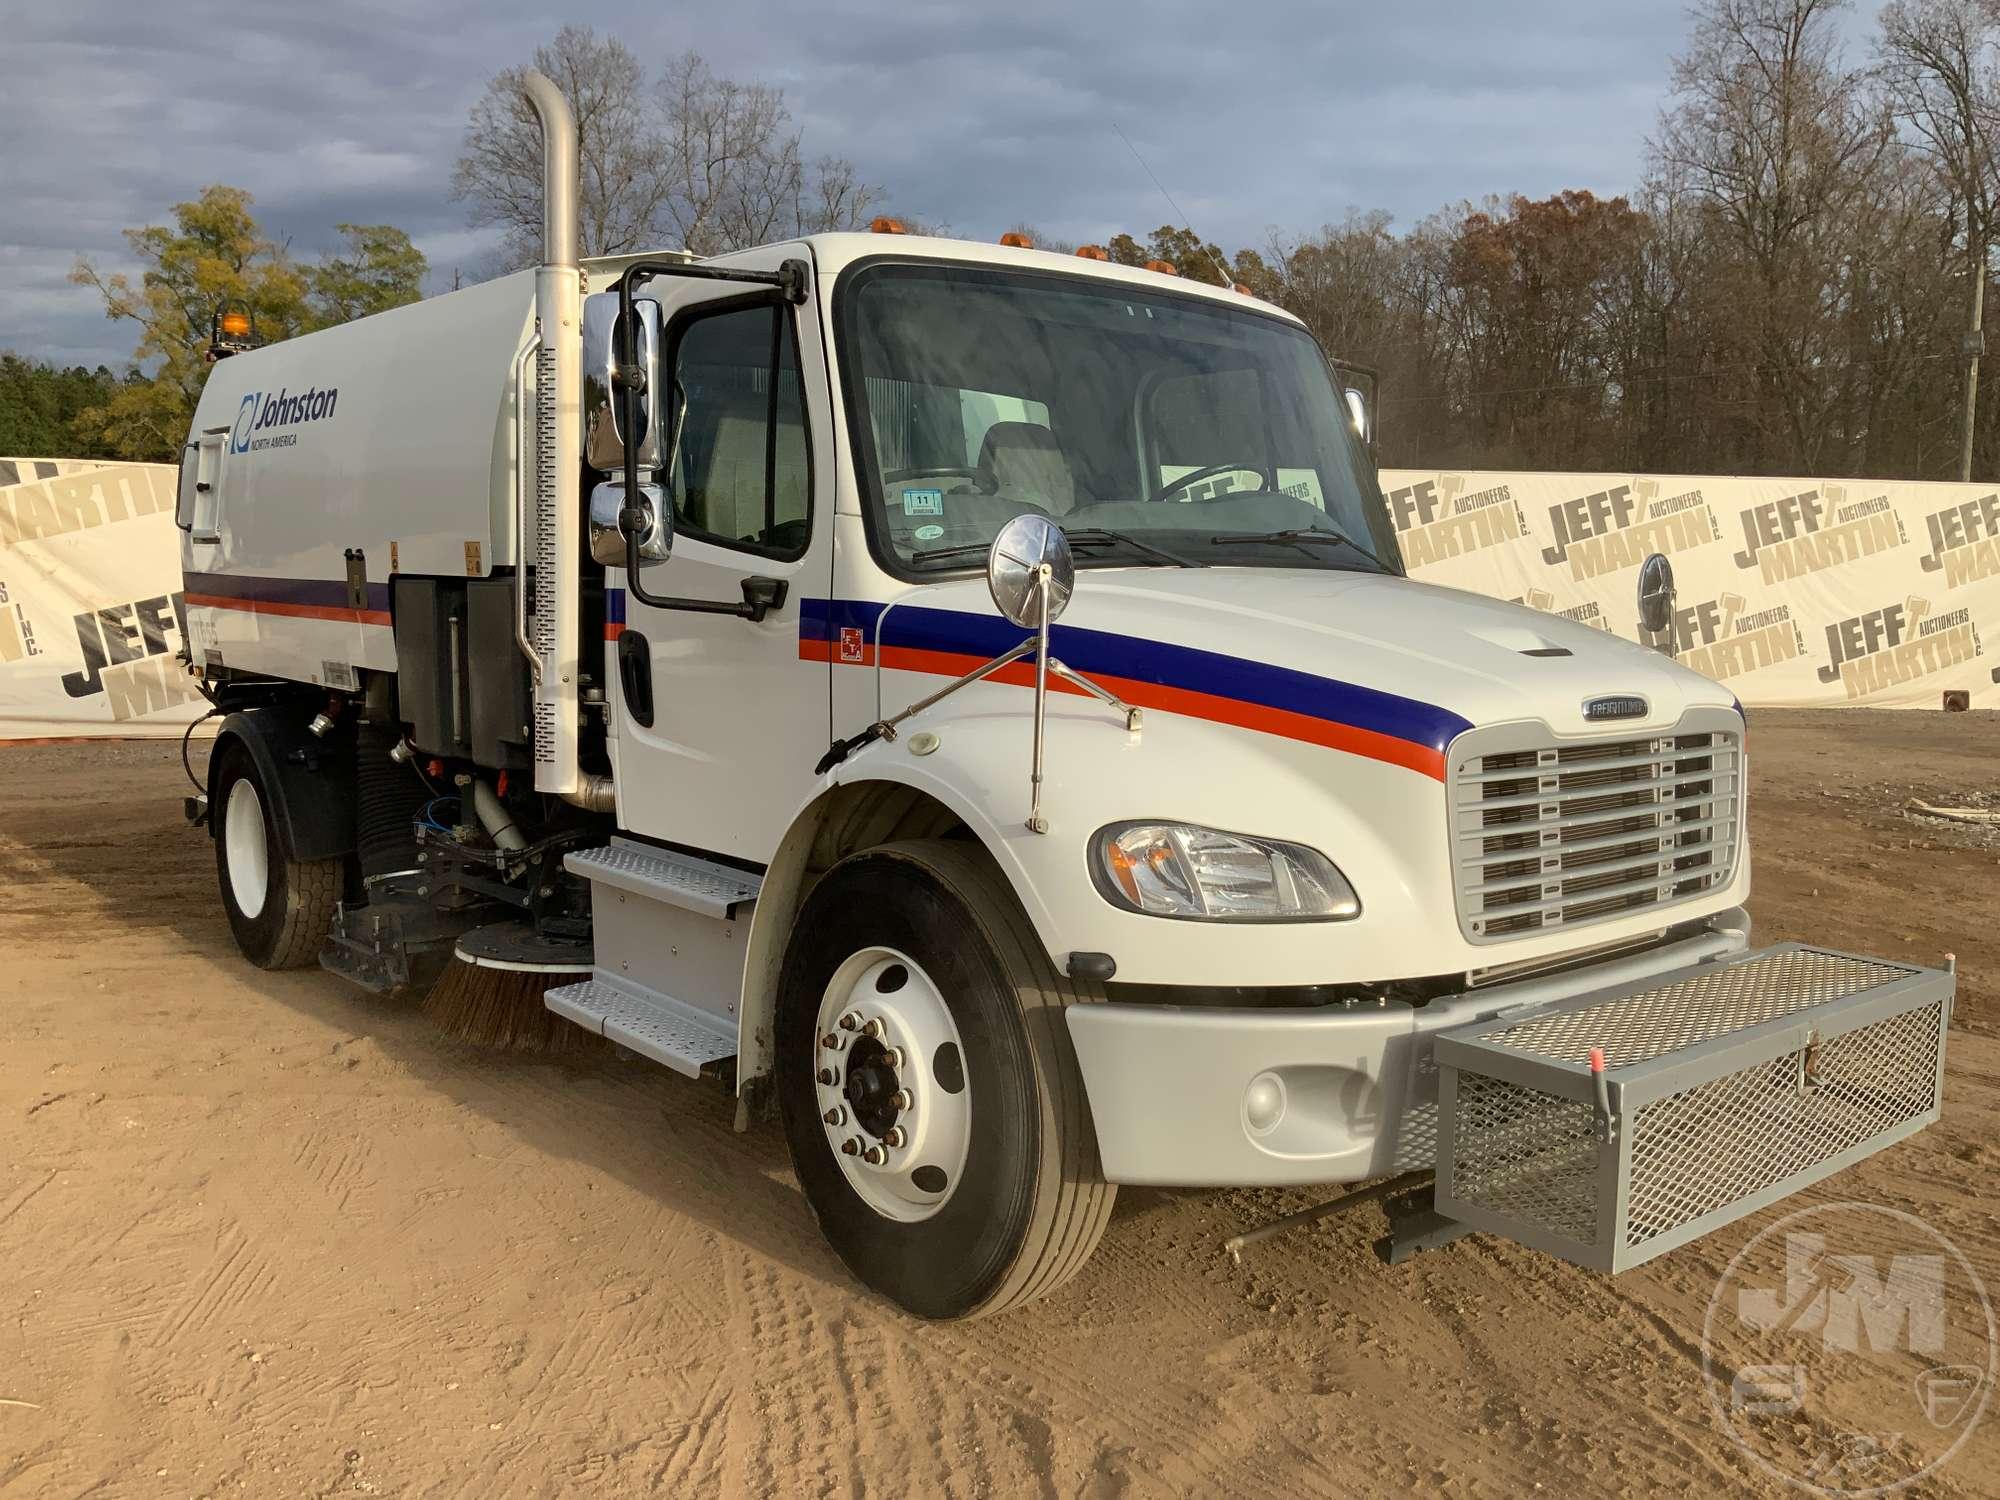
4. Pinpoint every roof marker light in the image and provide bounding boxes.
[870,216,909,235]
[1075,245,1109,261]
[1144,259,1178,276]
[999,231,1033,248]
